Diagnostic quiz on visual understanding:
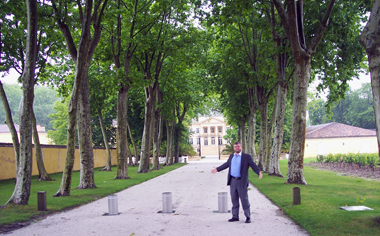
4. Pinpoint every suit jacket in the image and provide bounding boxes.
[216,152,261,187]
